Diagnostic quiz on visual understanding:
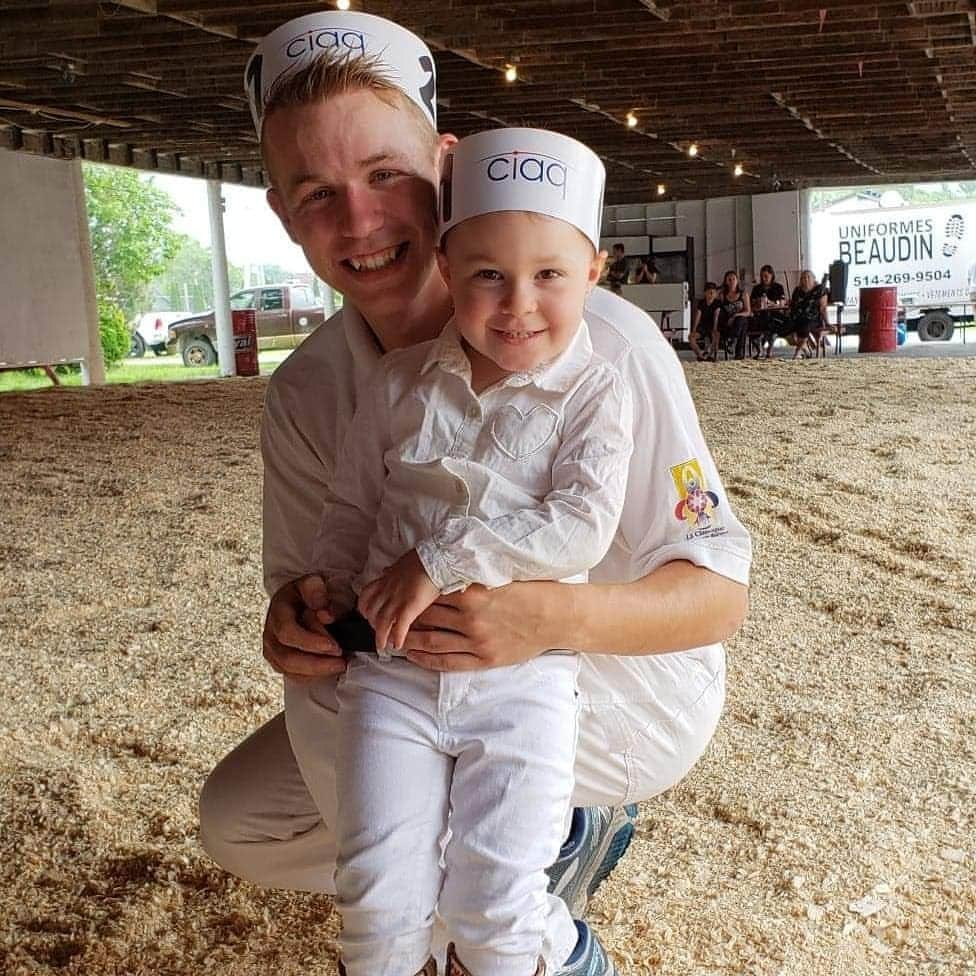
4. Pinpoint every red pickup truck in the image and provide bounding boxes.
[167,284,327,366]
